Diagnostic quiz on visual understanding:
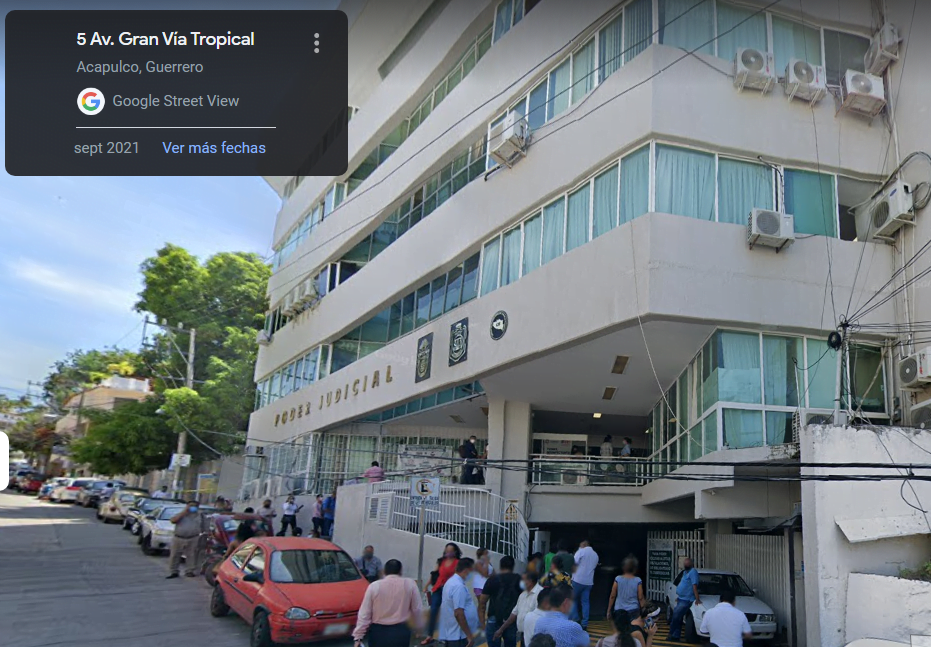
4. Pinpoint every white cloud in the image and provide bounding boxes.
[8,258,137,312]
